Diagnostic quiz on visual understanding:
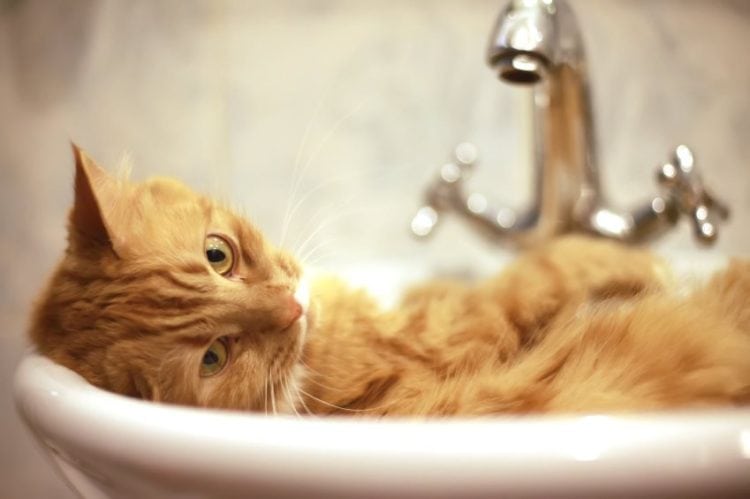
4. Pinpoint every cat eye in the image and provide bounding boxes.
[205,235,235,276]
[200,337,229,377]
